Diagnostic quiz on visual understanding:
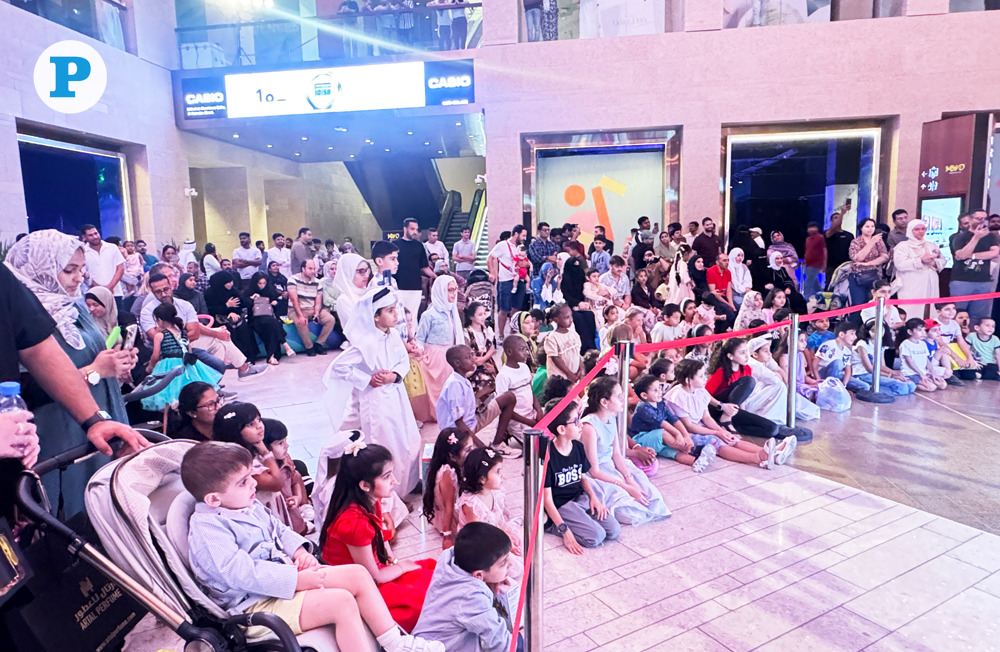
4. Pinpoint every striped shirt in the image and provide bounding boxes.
[288,273,320,312]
